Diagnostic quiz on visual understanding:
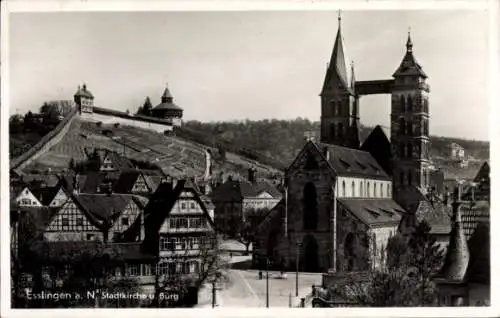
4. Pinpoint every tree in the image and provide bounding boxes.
[141,97,153,116]
[229,207,269,254]
[9,114,24,134]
